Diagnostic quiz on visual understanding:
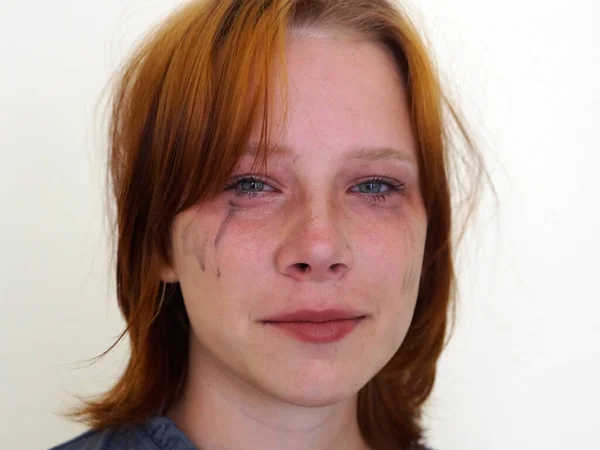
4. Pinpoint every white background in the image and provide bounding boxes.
[1,0,599,449]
